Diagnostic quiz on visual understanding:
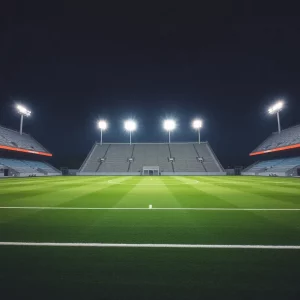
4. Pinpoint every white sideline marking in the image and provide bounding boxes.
[0,207,300,211]
[0,242,299,249]
[107,180,199,186]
